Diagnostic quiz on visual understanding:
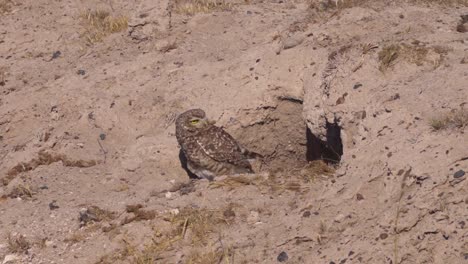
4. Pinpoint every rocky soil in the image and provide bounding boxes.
[0,0,467,263]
